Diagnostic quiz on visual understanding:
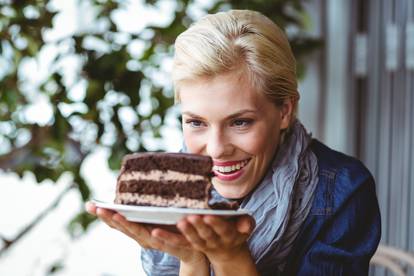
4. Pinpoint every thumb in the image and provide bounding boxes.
[236,215,255,235]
